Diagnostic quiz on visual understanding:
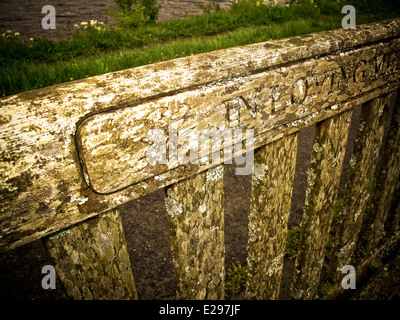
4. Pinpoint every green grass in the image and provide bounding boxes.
[1,0,400,97]
[285,225,301,258]
[225,263,248,297]
[0,1,322,66]
[0,18,341,95]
